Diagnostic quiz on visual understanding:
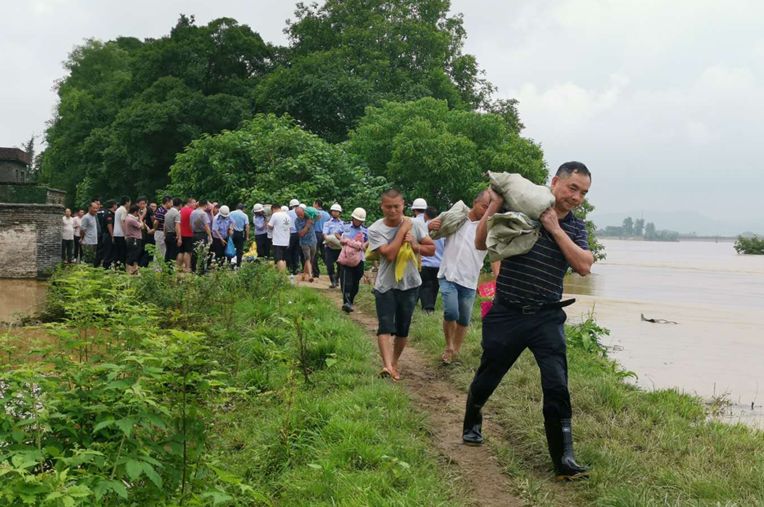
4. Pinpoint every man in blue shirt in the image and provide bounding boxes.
[339,208,369,312]
[312,200,331,279]
[322,203,345,288]
[463,162,593,482]
[419,206,444,314]
[229,204,250,266]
